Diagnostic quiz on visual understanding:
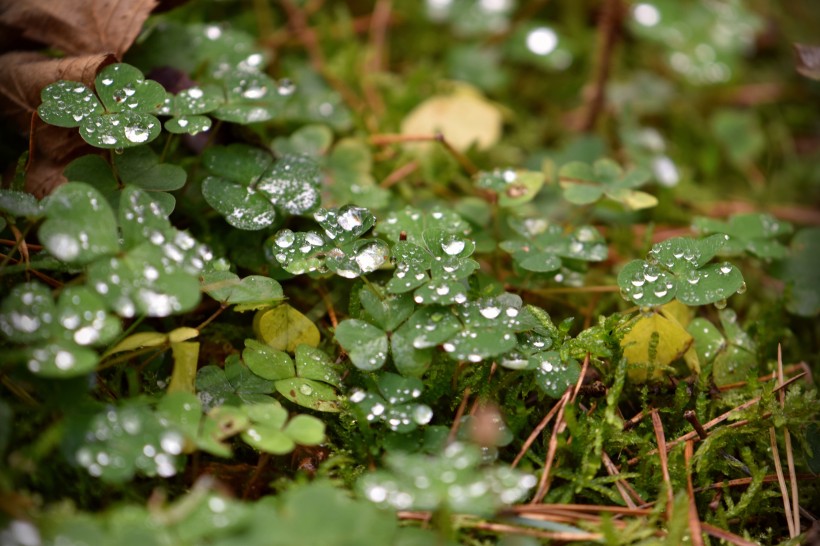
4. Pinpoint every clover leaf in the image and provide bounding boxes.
[475,168,544,207]
[201,144,322,230]
[617,234,745,307]
[0,189,43,219]
[200,270,284,311]
[375,205,471,245]
[212,68,292,124]
[0,283,120,378]
[196,354,276,410]
[38,182,119,265]
[693,212,793,260]
[559,158,656,210]
[500,220,607,273]
[348,373,432,433]
[359,442,536,516]
[163,85,222,135]
[402,229,478,304]
[440,293,524,362]
[242,339,342,412]
[777,227,820,317]
[688,308,757,387]
[268,206,388,278]
[67,403,185,483]
[38,63,165,149]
